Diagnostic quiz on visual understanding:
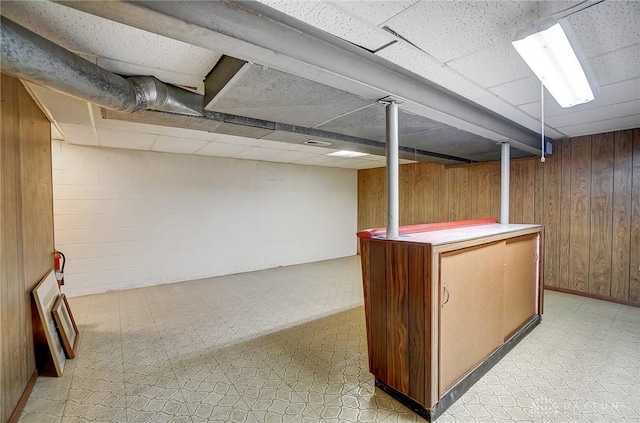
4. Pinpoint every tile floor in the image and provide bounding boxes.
[18,256,640,422]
